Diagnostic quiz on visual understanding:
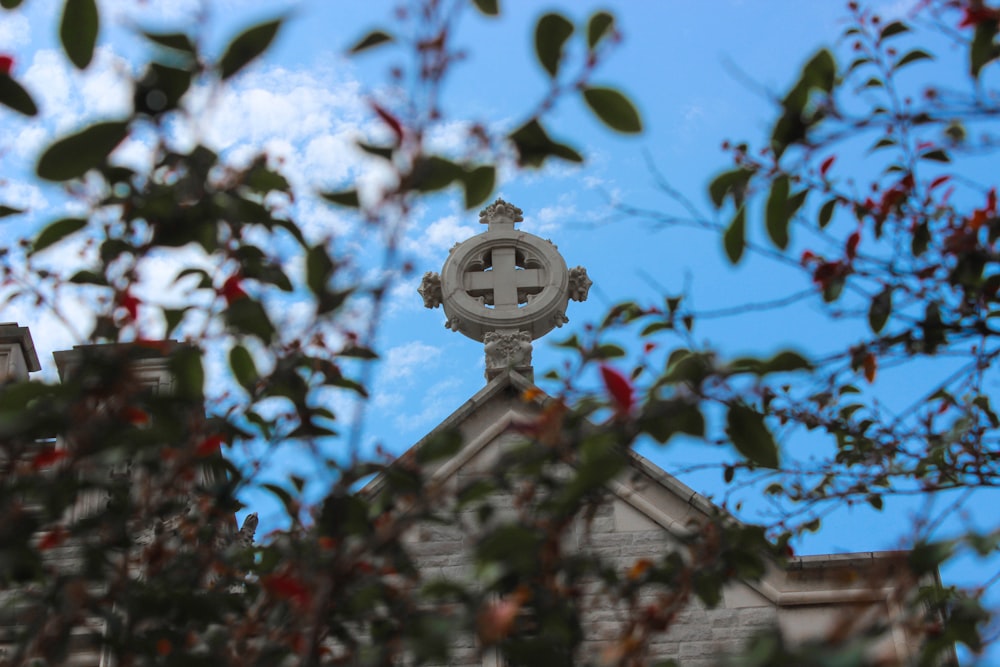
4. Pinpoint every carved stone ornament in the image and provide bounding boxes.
[484,330,533,370]
[418,271,443,309]
[422,198,591,380]
[568,266,592,302]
